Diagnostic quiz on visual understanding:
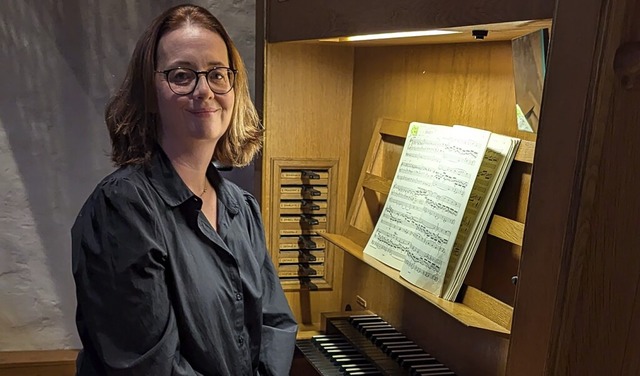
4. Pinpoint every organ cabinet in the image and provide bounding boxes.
[256,1,557,375]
